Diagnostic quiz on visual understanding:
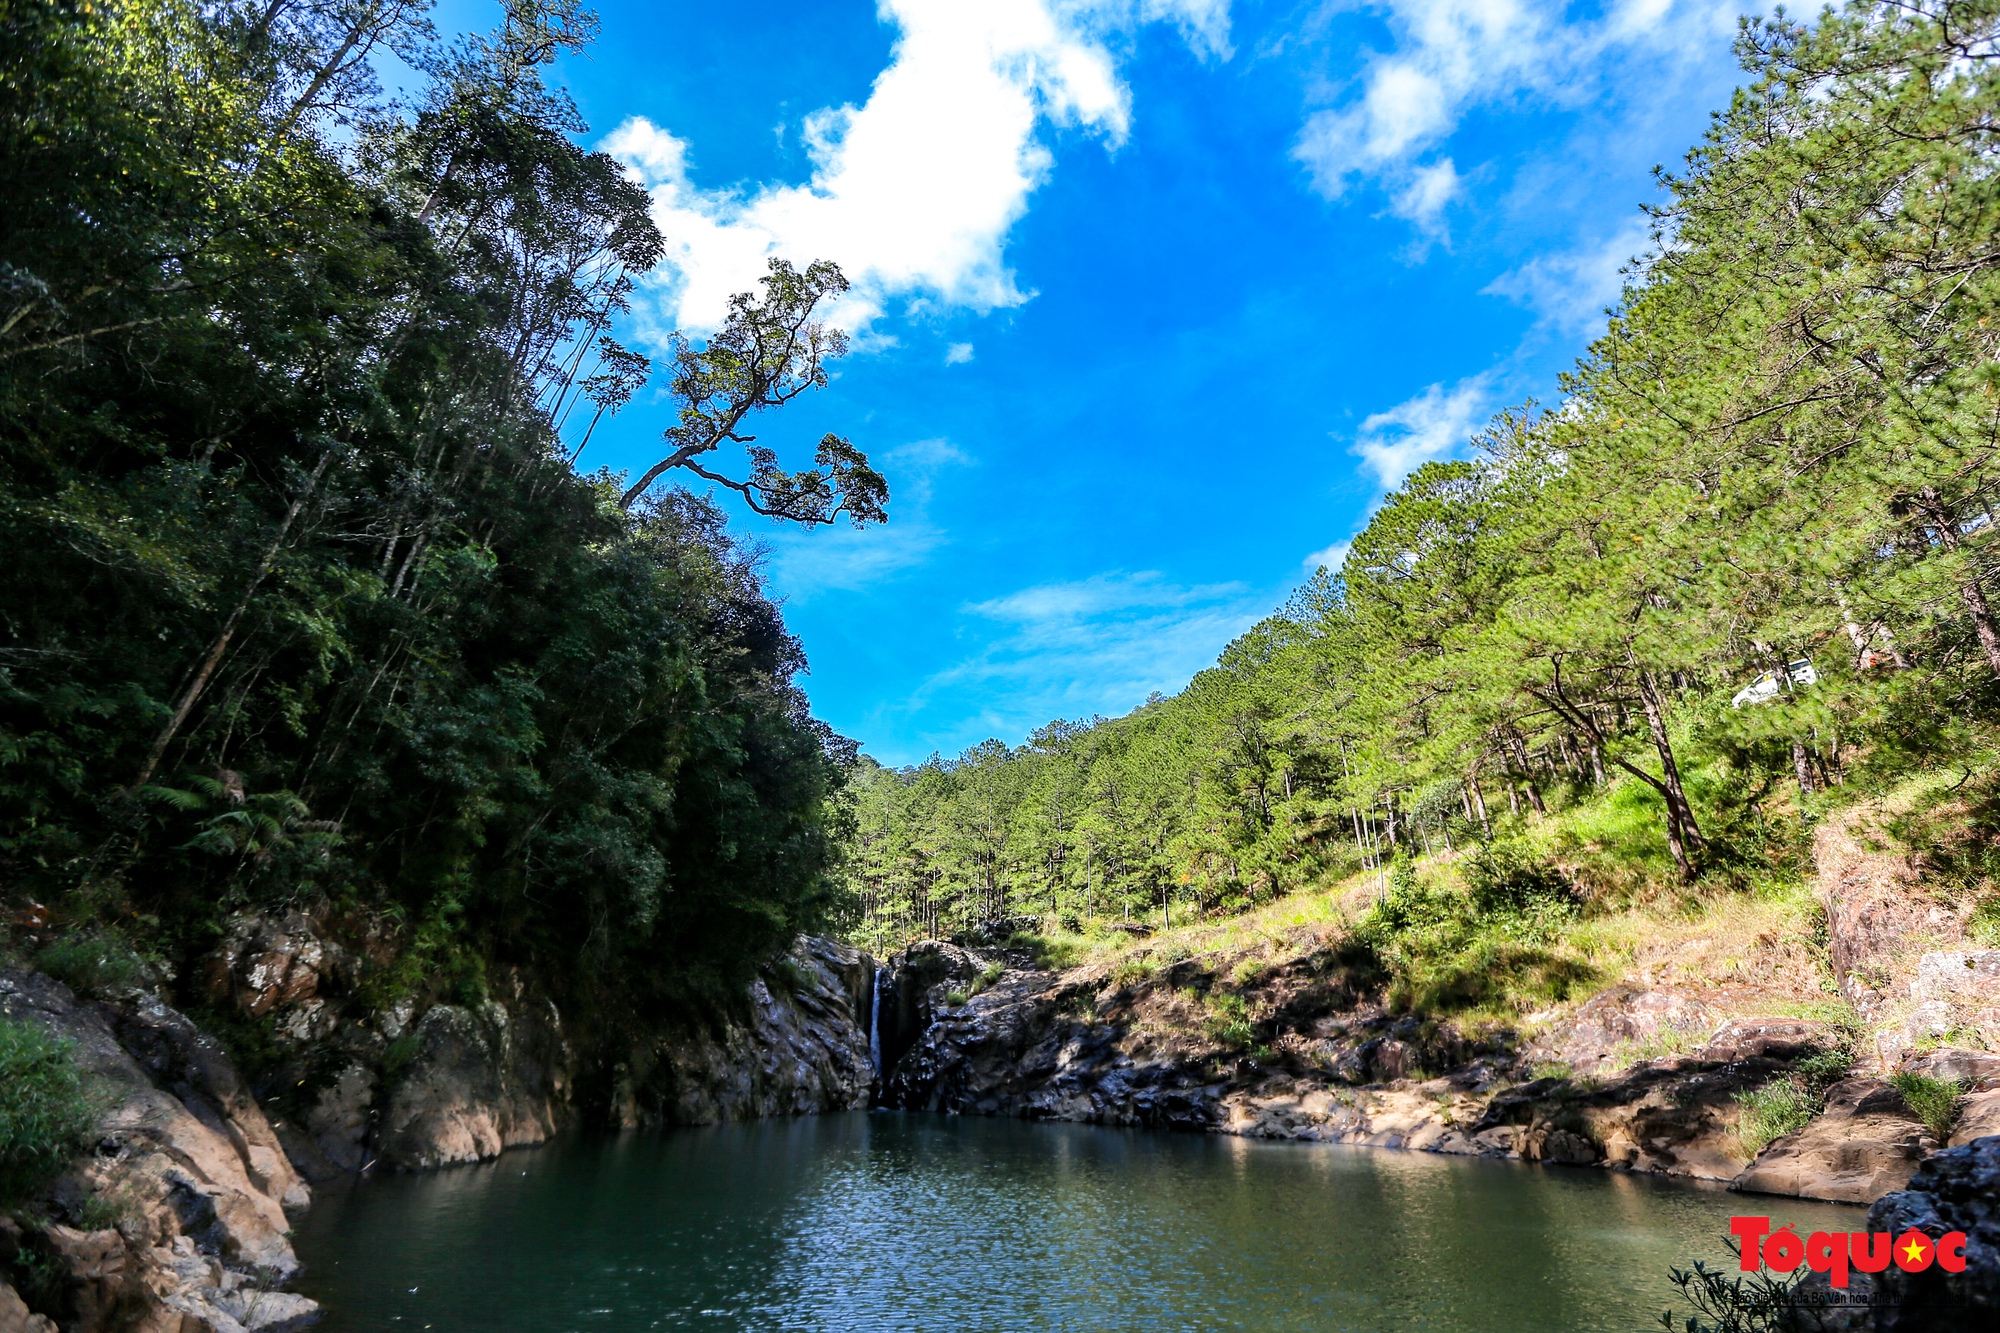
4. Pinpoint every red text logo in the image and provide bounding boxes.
[1730,1216,1968,1289]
